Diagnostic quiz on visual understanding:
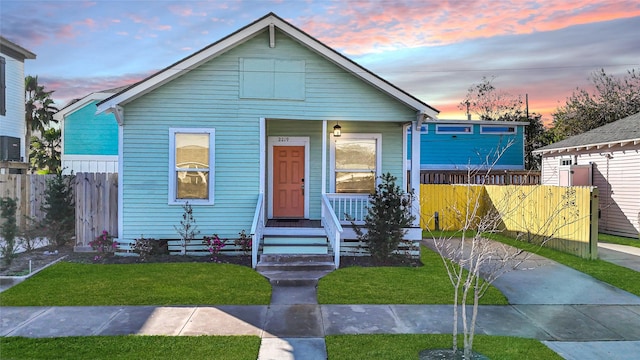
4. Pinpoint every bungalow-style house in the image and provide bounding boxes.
[534,112,640,238]
[96,13,438,268]
[408,119,527,174]
[54,87,124,174]
[0,36,36,174]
